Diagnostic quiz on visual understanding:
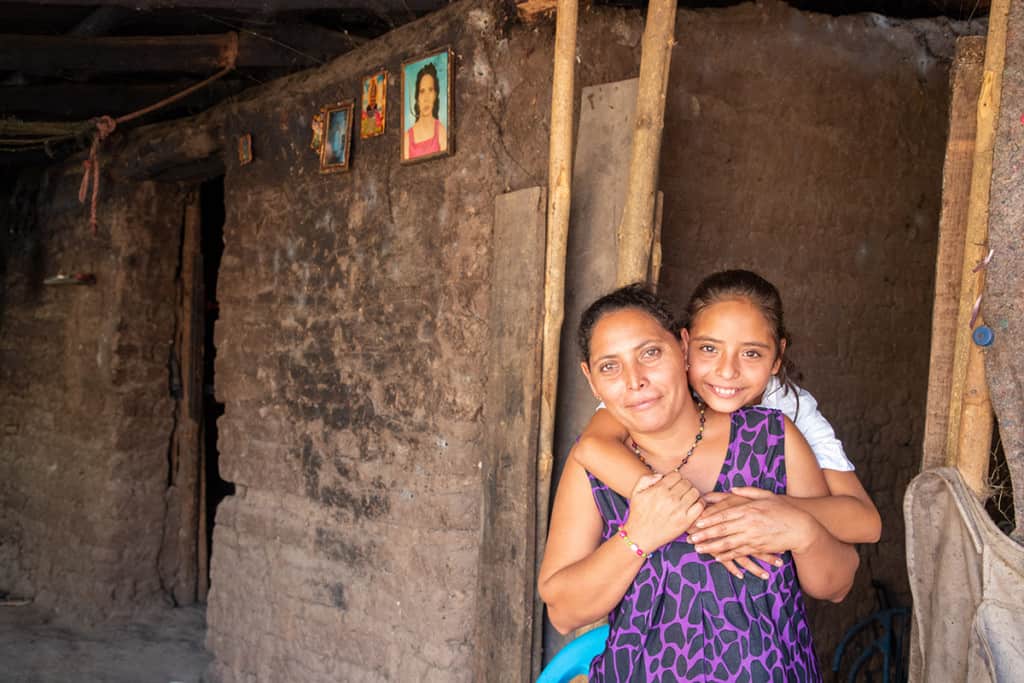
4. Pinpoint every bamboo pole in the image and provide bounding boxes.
[534,0,577,676]
[947,0,1008,494]
[615,0,677,286]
